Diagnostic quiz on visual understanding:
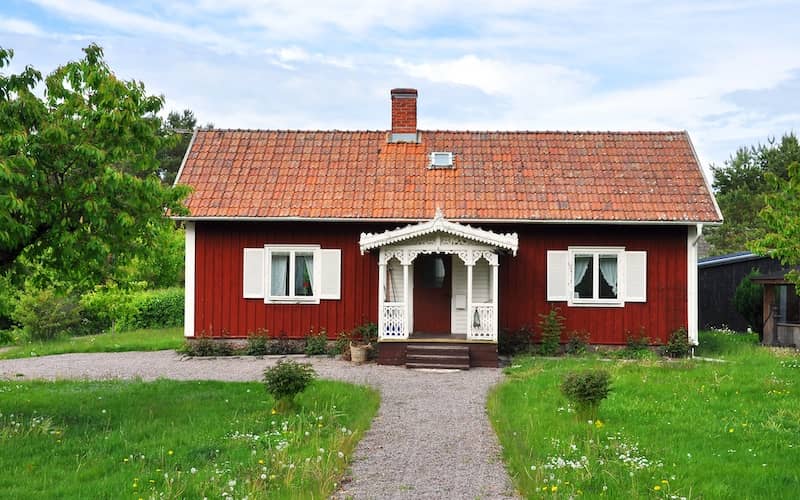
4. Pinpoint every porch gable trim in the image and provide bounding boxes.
[359,209,519,255]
